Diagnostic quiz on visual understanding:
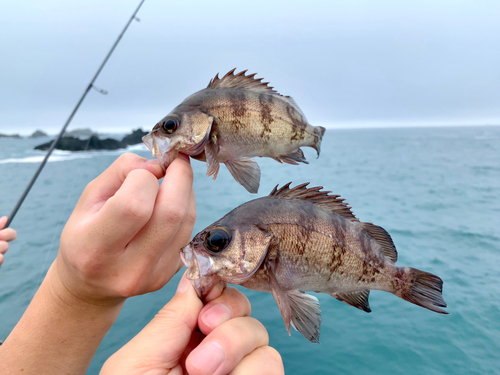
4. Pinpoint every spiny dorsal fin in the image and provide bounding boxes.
[269,182,358,221]
[361,222,398,263]
[207,68,280,94]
